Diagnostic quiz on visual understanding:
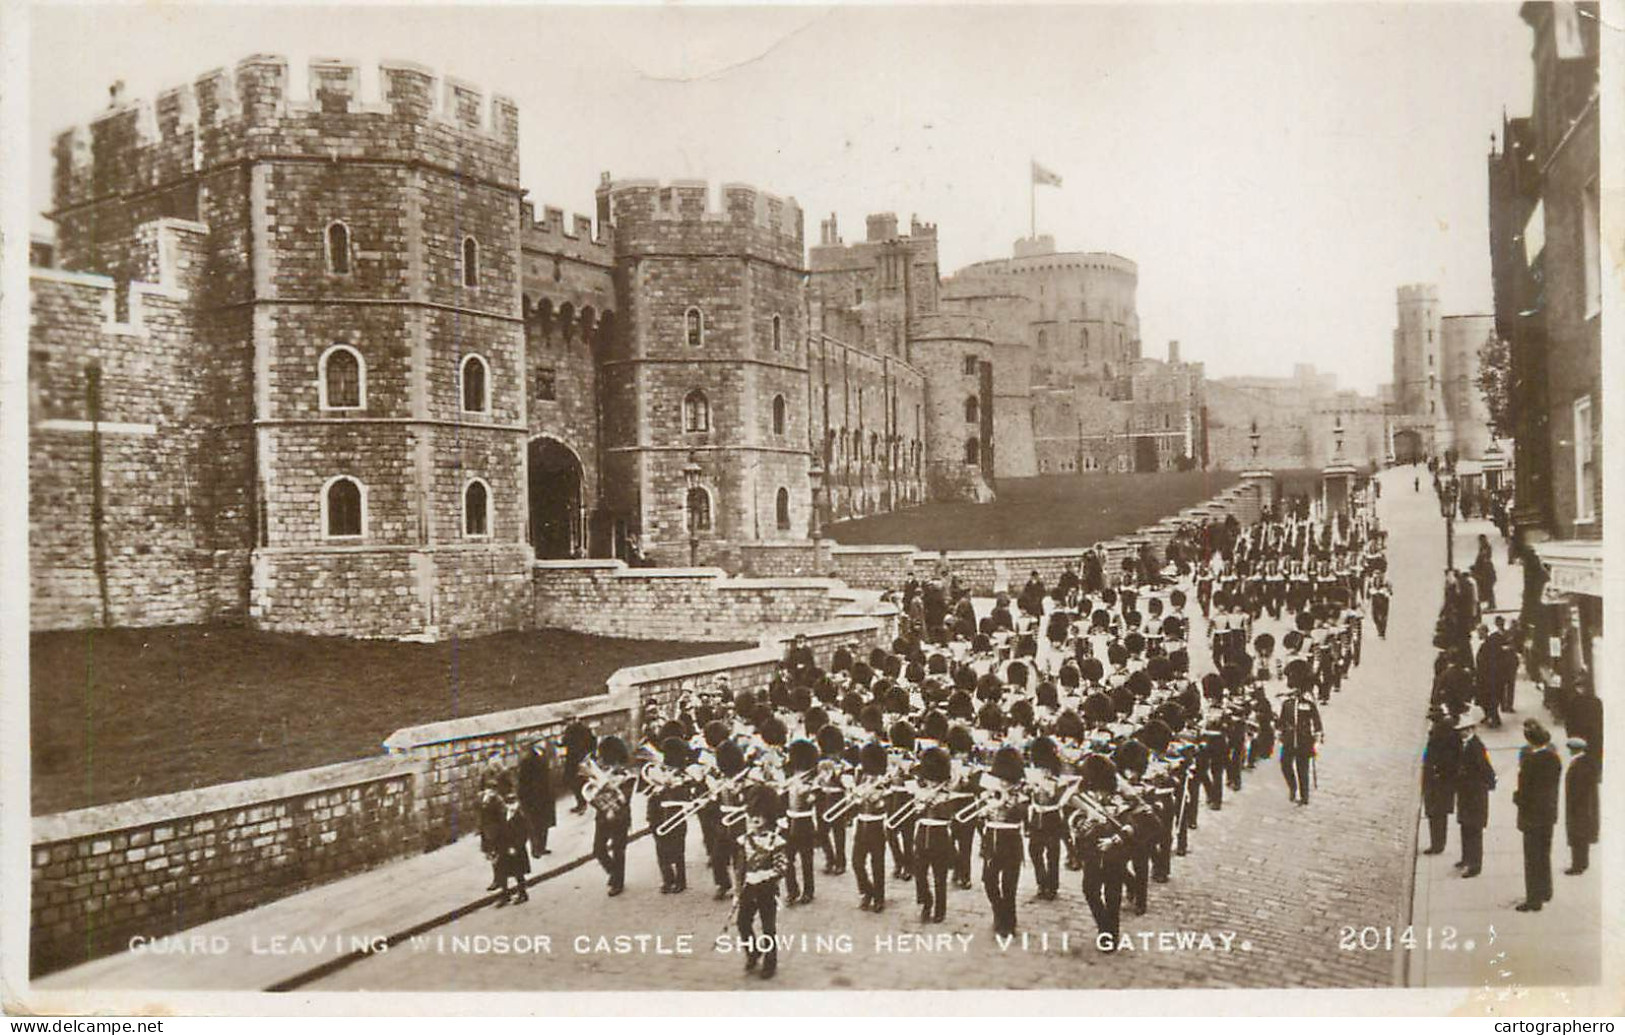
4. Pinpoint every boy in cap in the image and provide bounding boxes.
[735,785,789,979]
